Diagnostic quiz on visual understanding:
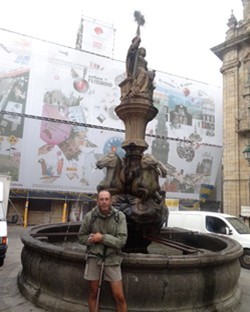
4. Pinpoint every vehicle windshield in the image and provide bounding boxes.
[226,217,250,234]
